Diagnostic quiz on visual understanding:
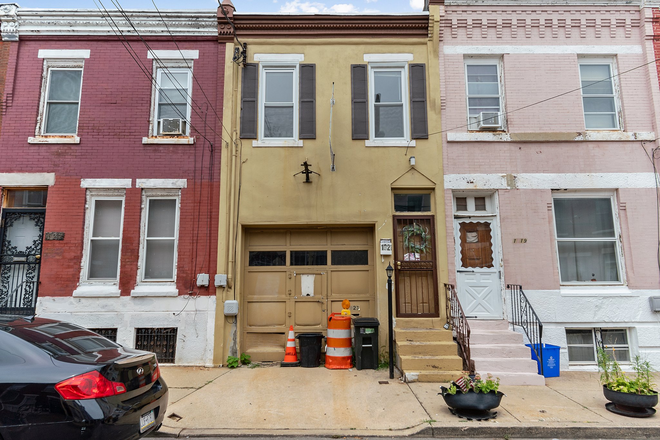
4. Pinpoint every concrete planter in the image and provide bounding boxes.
[603,385,658,418]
